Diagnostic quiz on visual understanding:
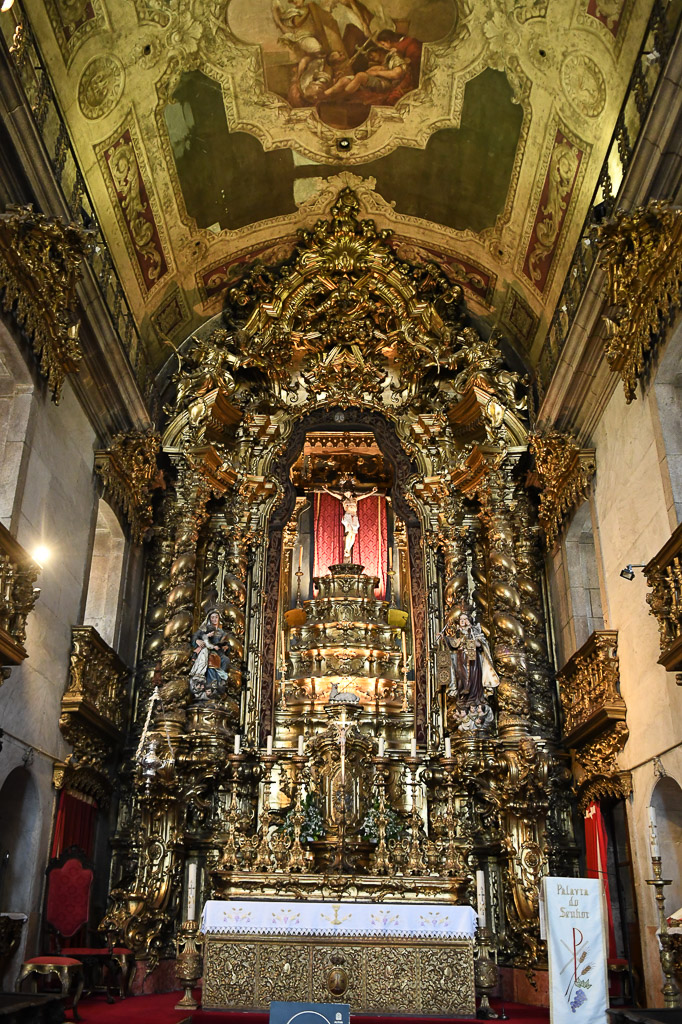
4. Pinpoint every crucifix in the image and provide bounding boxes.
[319,480,379,561]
